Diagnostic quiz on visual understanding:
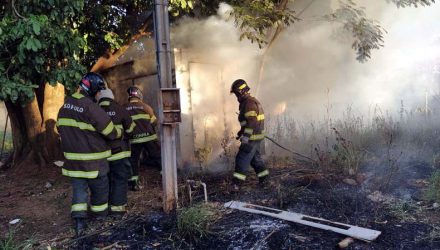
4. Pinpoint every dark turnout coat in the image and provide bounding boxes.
[57,91,119,178]
[238,95,265,141]
[98,98,135,161]
[124,98,158,144]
